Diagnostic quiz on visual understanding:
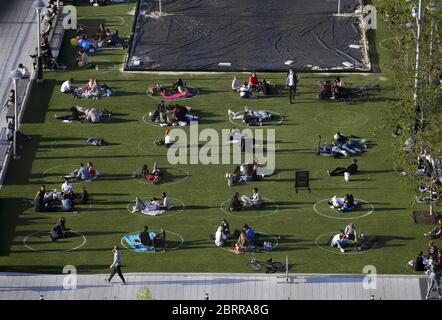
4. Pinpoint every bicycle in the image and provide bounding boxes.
[247,253,286,273]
